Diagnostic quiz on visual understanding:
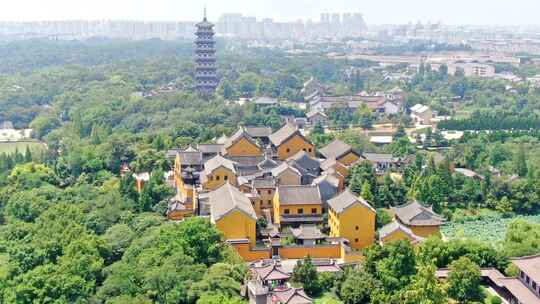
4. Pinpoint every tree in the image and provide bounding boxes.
[339,268,381,304]
[397,264,448,304]
[514,144,528,177]
[292,257,320,297]
[447,257,484,303]
[364,241,417,292]
[236,73,259,97]
[361,181,375,203]
[503,219,540,257]
[217,79,236,100]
